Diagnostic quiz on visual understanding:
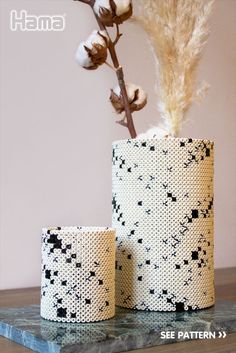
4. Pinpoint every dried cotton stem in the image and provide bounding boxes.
[75,0,137,138]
